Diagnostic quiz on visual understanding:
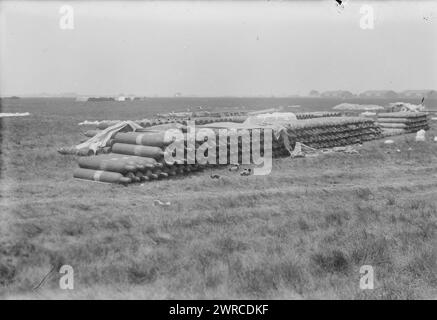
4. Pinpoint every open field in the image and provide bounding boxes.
[0,98,436,299]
